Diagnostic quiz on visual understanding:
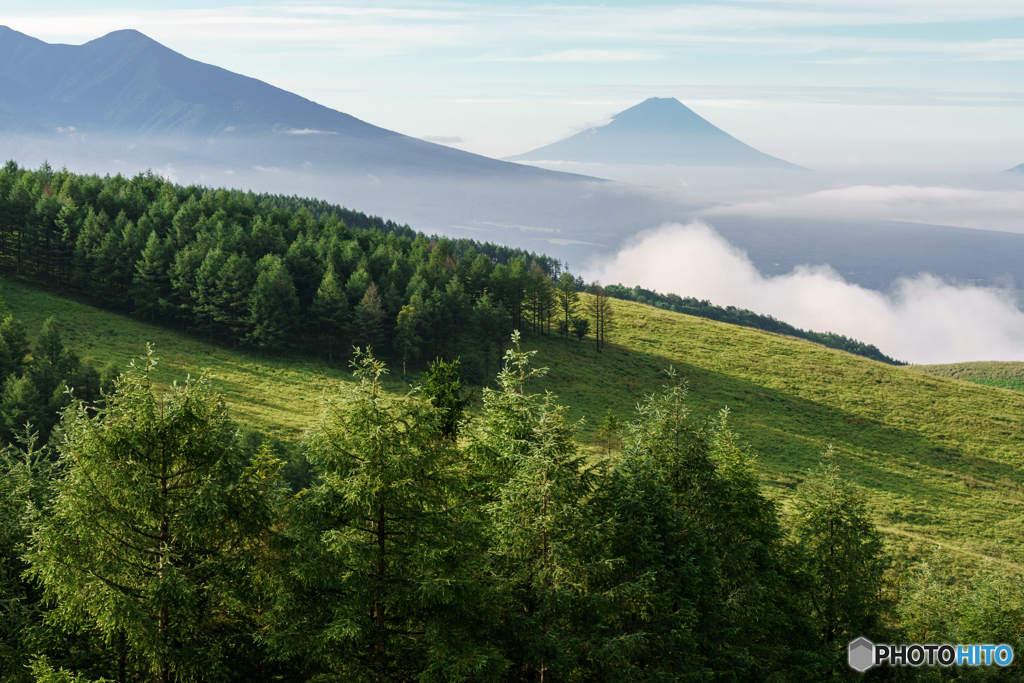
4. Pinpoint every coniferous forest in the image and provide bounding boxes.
[0,336,1020,683]
[1,161,1022,682]
[0,161,893,372]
